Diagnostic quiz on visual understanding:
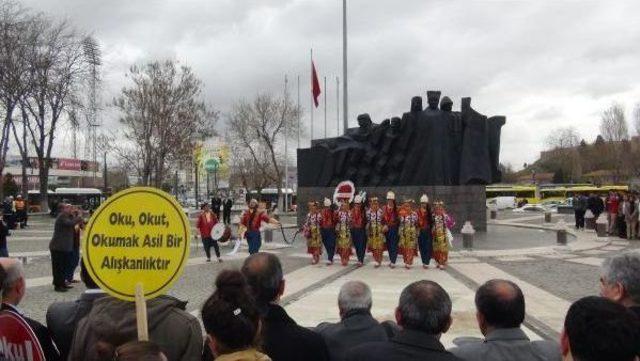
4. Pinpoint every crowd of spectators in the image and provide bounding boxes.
[1,251,639,361]
[577,191,640,240]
